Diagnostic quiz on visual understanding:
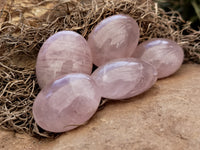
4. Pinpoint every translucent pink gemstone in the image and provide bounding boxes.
[132,38,184,79]
[88,14,140,66]
[36,31,93,88]
[91,58,157,100]
[33,73,101,133]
